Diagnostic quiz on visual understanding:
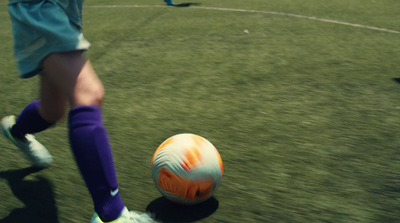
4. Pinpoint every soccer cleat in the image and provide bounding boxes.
[1,115,53,168]
[164,0,175,6]
[91,207,155,223]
